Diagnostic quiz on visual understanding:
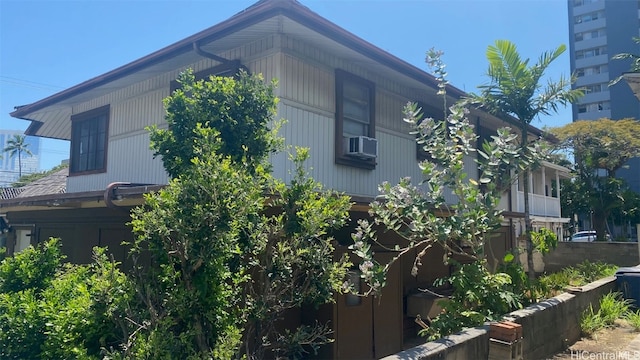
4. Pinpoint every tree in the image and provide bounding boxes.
[348,50,546,338]
[551,118,640,240]
[3,134,33,178]
[122,70,351,359]
[467,40,583,279]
